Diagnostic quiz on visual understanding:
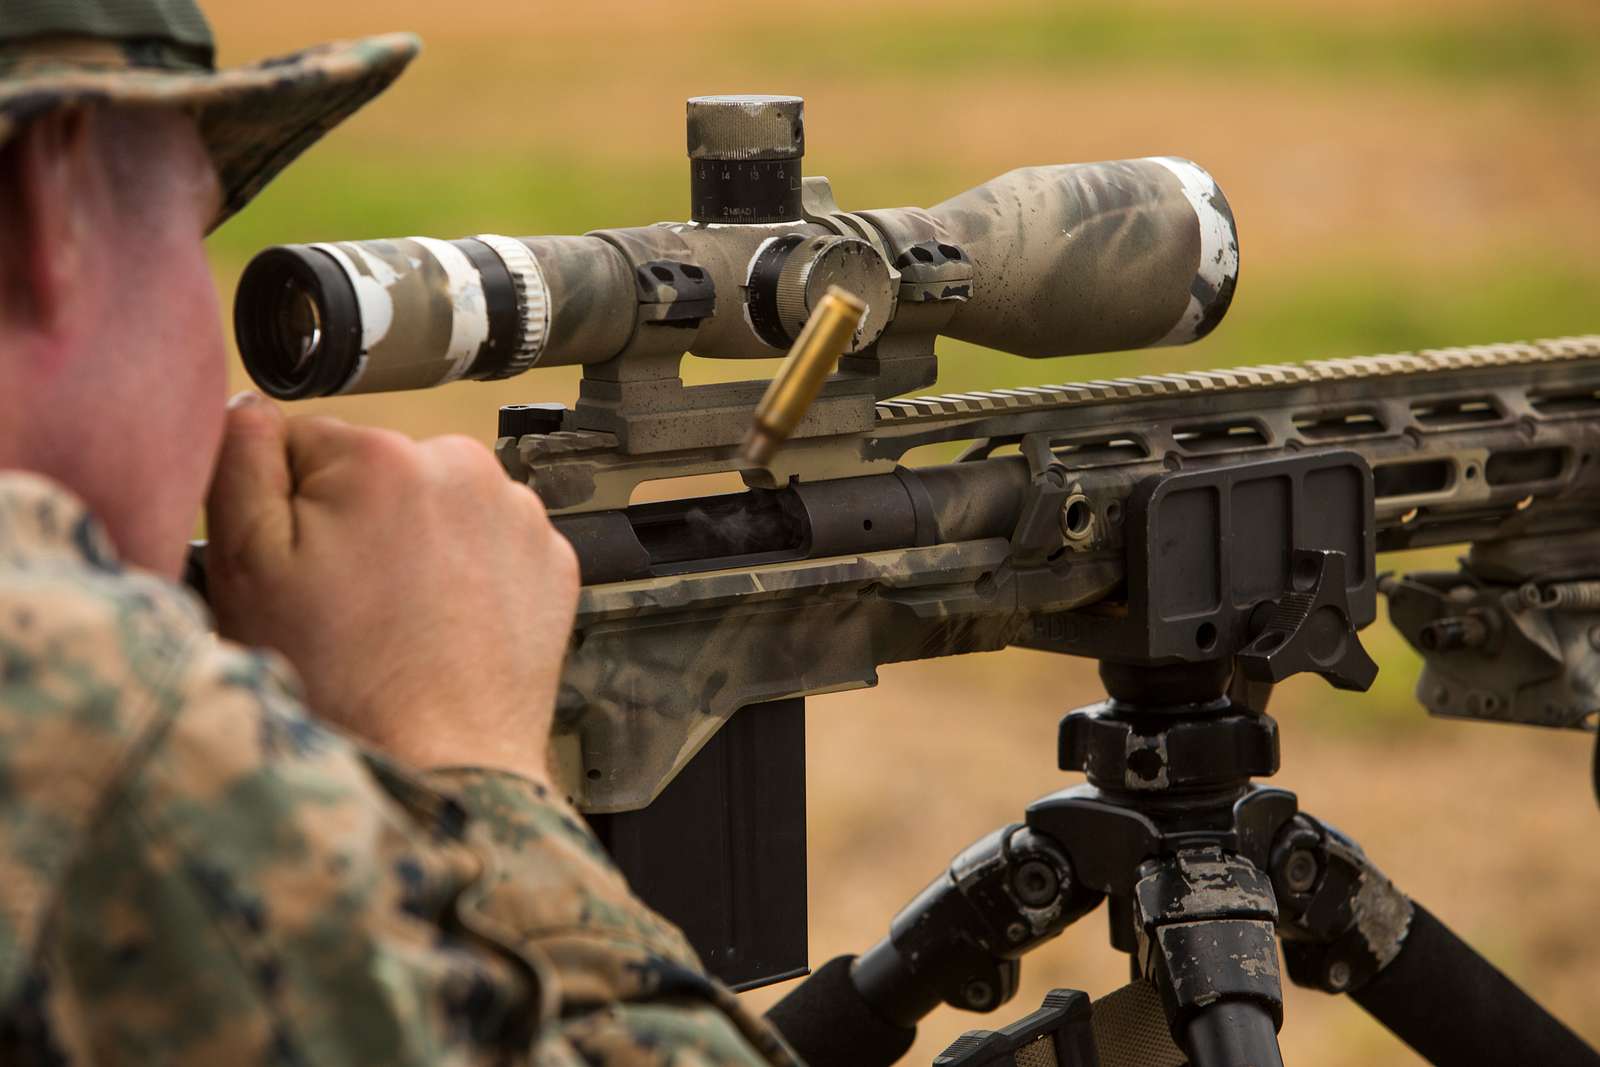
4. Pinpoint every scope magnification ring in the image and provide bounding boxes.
[472,234,550,377]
